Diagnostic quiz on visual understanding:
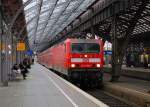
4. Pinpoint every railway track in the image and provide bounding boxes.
[52,70,133,107]
[53,70,132,107]
[86,89,132,107]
